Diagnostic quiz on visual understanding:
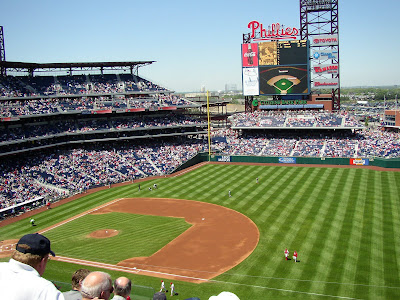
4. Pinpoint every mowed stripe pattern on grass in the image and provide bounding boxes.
[157,164,400,299]
[1,163,400,299]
